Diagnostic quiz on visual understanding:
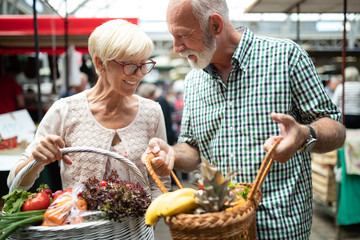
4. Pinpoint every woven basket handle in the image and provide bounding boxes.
[9,146,150,194]
[145,153,183,193]
[248,138,282,201]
